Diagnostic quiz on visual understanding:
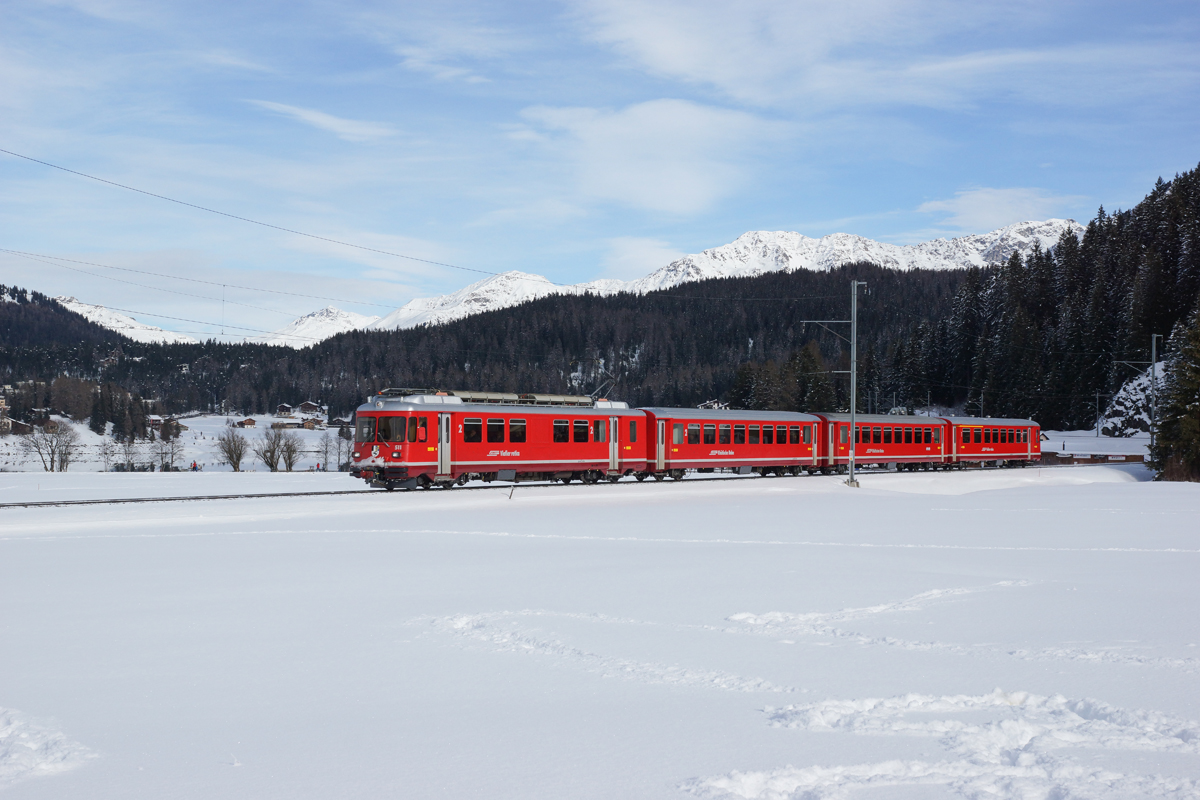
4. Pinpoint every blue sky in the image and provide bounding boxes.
[1,0,1198,340]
